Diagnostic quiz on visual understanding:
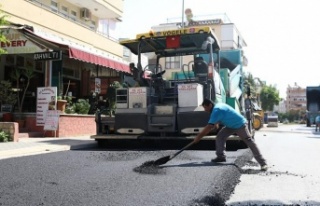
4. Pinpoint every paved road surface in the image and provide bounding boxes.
[1,123,320,205]
[0,140,251,206]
